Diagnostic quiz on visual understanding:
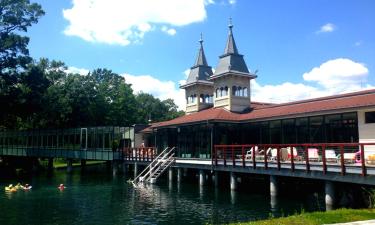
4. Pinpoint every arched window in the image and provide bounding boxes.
[193,94,197,103]
[204,94,209,103]
[220,87,224,97]
[232,86,237,95]
[243,87,248,97]
[238,87,242,96]
[224,86,228,96]
[200,94,204,103]
[216,88,220,98]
